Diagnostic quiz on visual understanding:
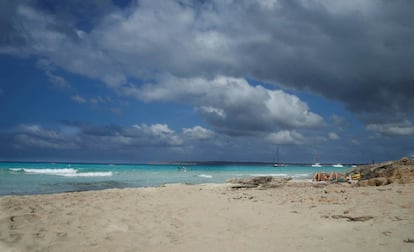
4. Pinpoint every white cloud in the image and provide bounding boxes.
[133,123,174,136]
[71,95,87,104]
[47,73,71,89]
[36,59,71,89]
[265,88,323,128]
[328,132,339,140]
[198,106,226,119]
[351,139,360,145]
[131,124,183,146]
[367,120,414,136]
[134,75,323,135]
[183,126,215,140]
[266,130,305,145]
